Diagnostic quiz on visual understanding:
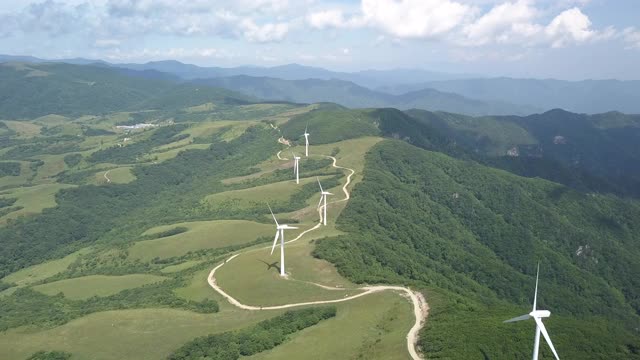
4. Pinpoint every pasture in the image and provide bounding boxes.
[33,274,169,300]
[129,220,275,261]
